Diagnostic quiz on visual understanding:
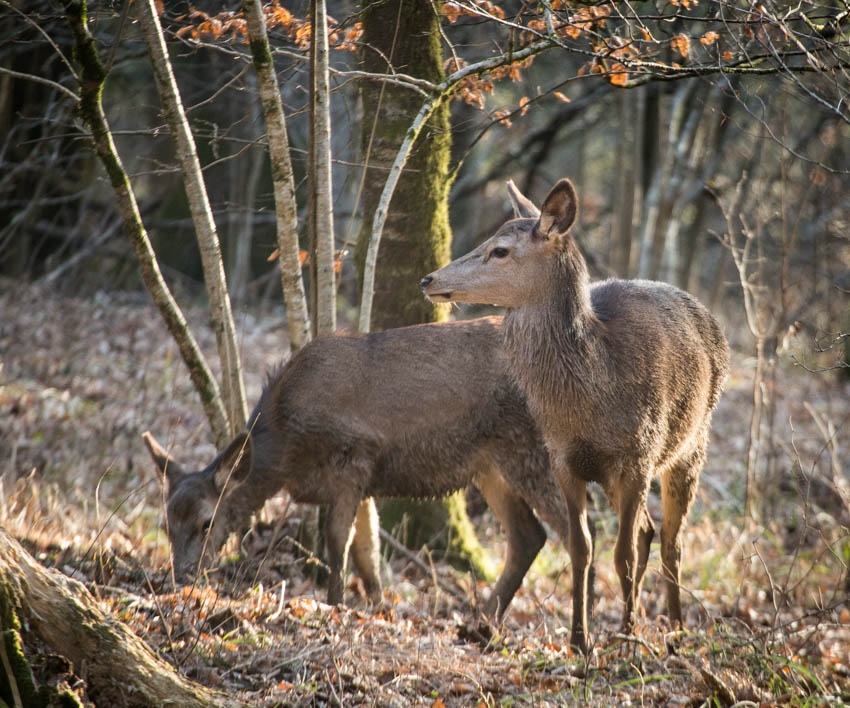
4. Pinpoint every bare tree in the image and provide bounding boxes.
[243,0,312,350]
[137,0,247,432]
